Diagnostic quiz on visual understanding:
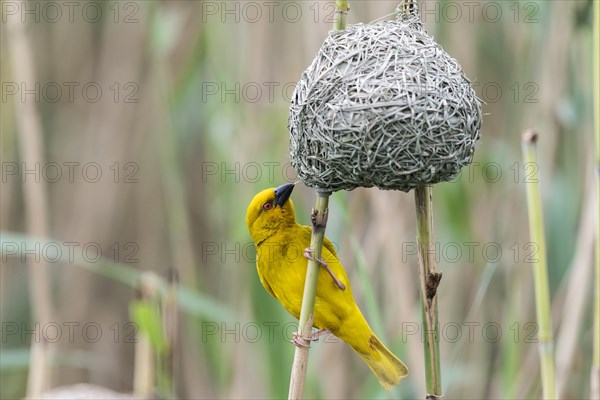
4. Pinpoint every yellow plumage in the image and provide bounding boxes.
[246,185,408,390]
